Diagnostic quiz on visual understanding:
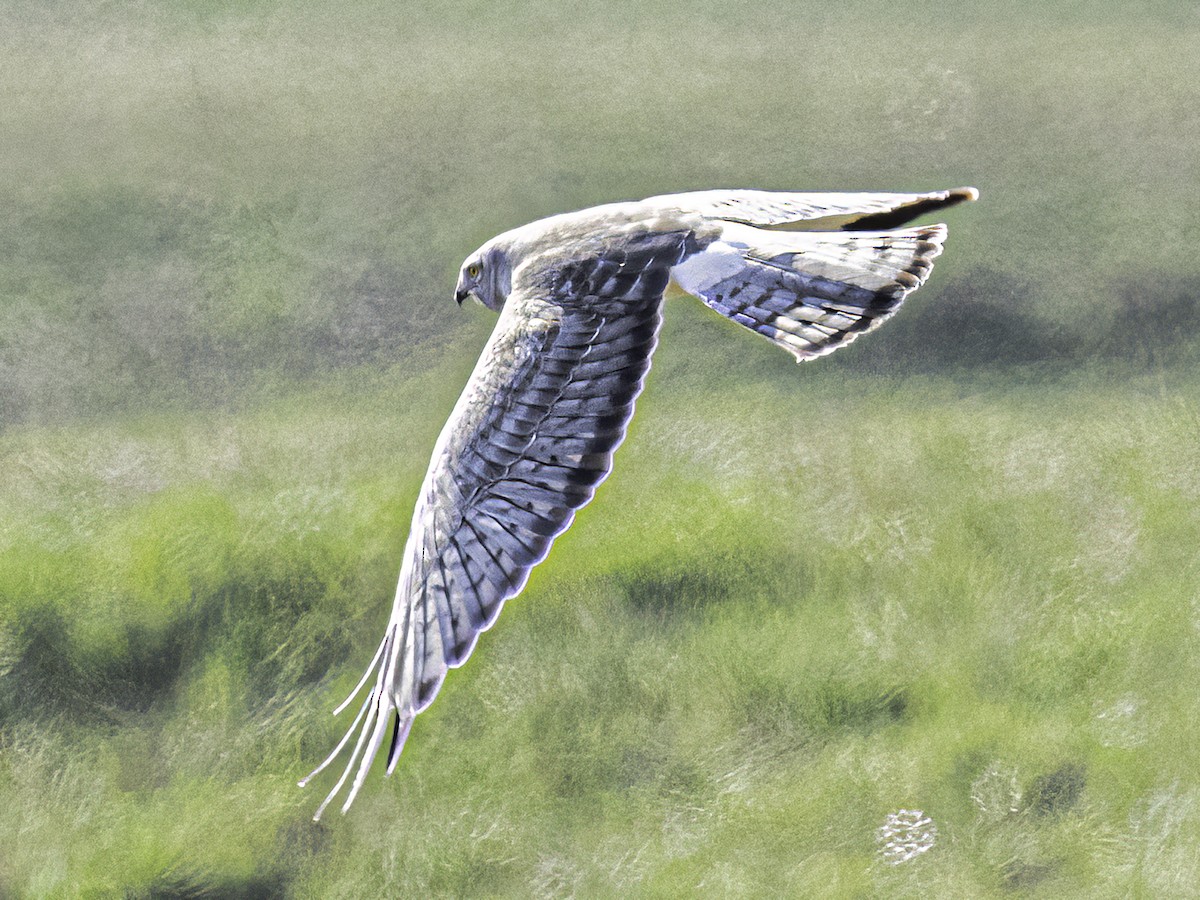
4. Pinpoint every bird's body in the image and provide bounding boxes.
[301,186,977,819]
